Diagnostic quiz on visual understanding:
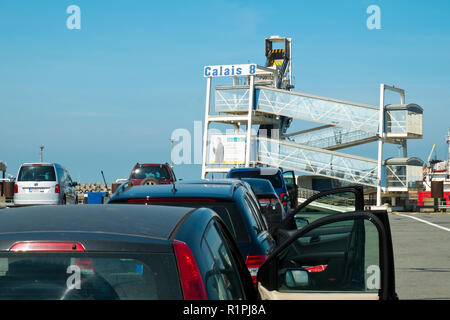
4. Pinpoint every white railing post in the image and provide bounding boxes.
[377,84,385,206]
[245,75,255,167]
[201,77,212,179]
